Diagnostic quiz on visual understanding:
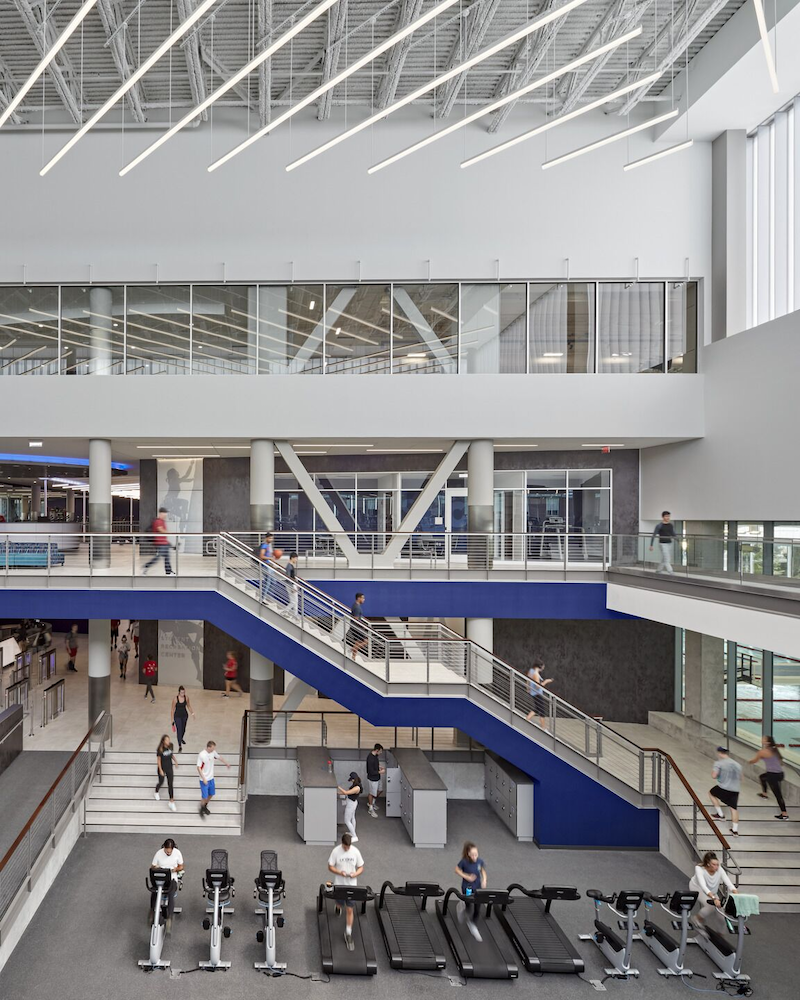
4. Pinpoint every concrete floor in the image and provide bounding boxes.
[0,796,797,999]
